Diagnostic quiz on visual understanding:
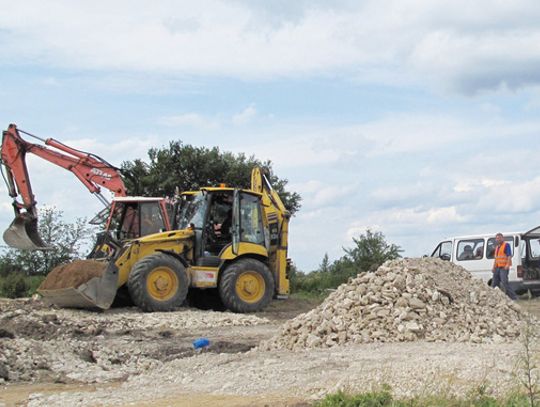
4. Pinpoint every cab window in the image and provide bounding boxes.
[486,237,513,259]
[177,193,207,230]
[140,202,165,236]
[456,239,484,261]
[240,193,265,245]
[528,239,540,259]
[118,204,139,240]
